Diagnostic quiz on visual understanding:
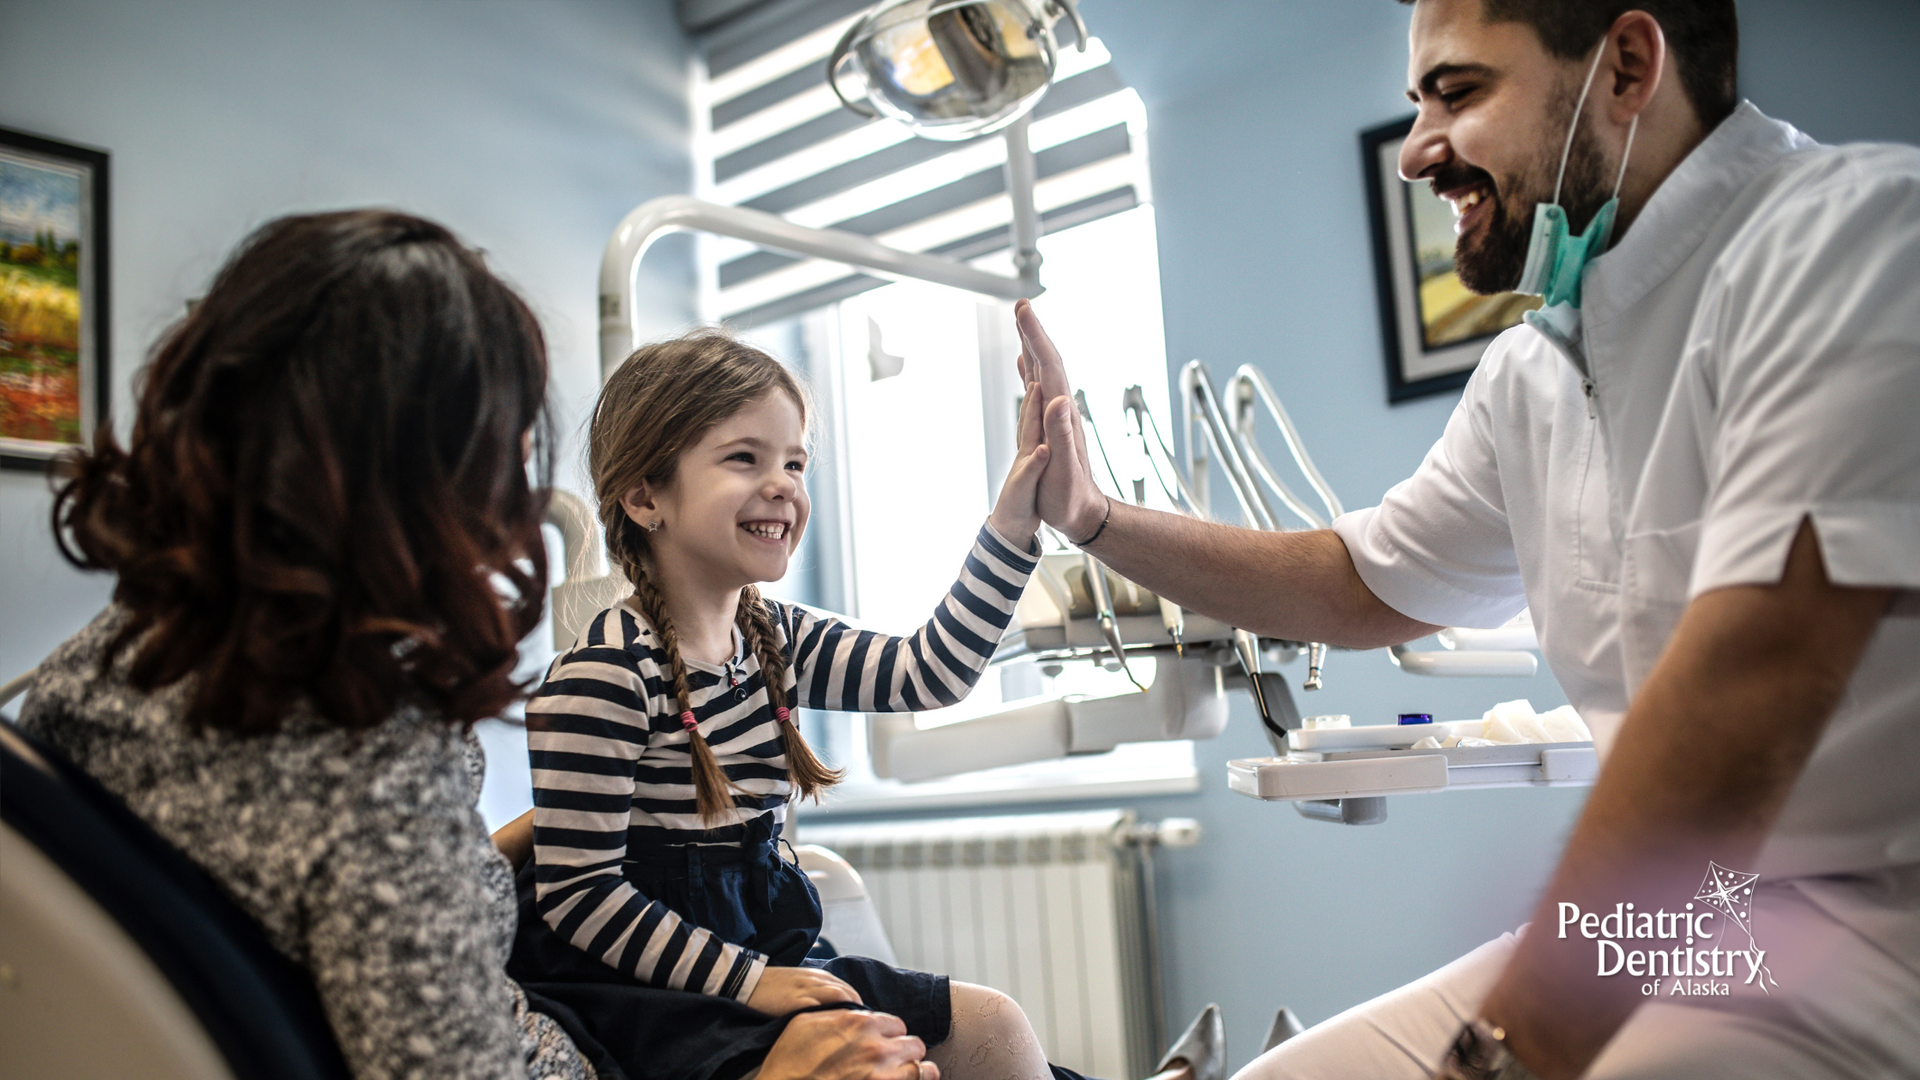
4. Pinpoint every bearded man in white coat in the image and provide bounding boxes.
[1012,1,1920,1076]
